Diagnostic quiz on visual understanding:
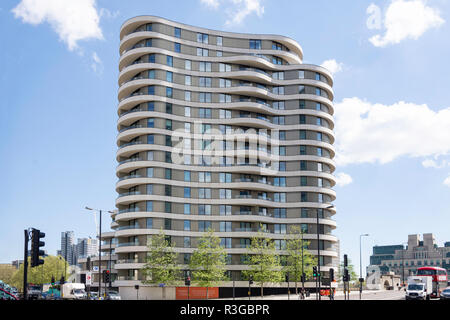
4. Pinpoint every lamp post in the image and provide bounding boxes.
[85,207,114,297]
[359,234,369,300]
